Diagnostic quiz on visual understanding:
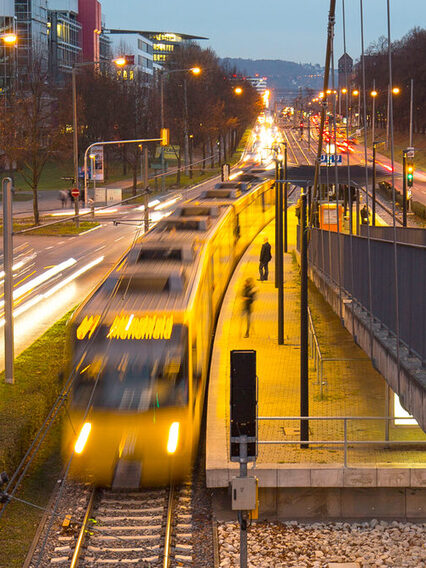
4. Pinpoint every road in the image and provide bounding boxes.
[0,176,222,370]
